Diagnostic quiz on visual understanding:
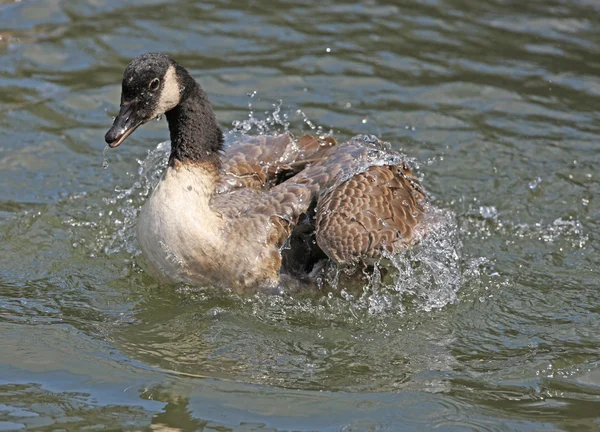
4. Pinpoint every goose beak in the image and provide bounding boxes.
[104,101,143,148]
